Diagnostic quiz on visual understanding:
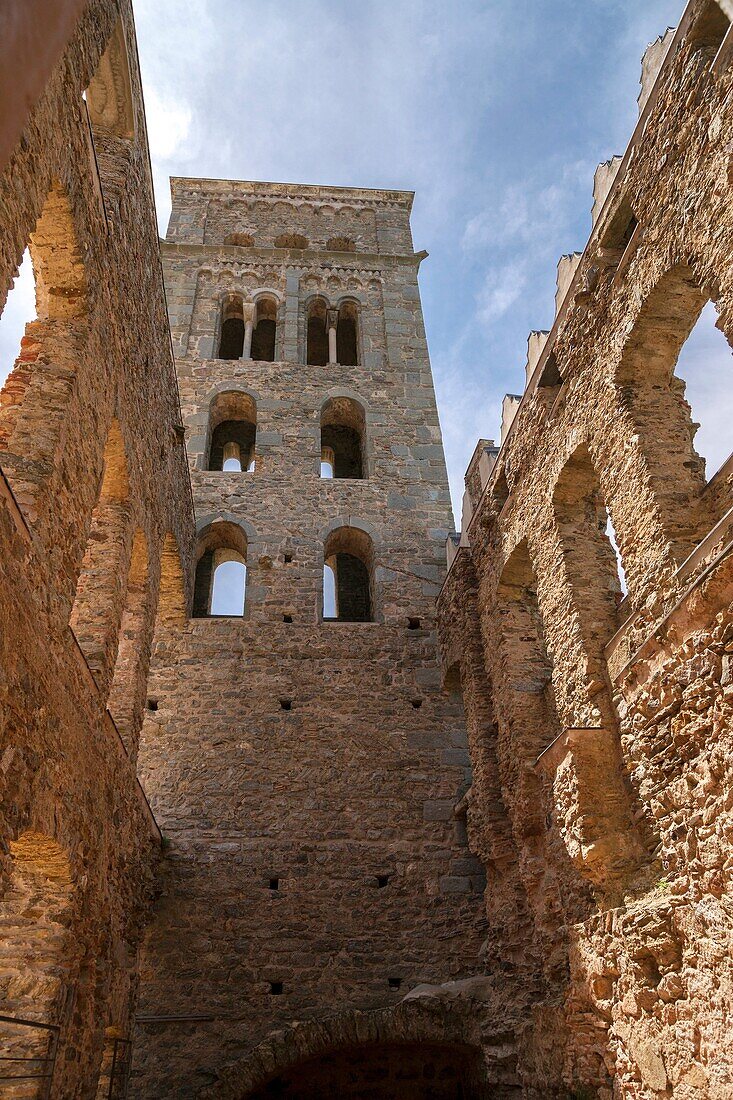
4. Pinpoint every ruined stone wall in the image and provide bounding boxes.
[0,2,194,1095]
[439,1,733,1095]
[133,181,486,1096]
